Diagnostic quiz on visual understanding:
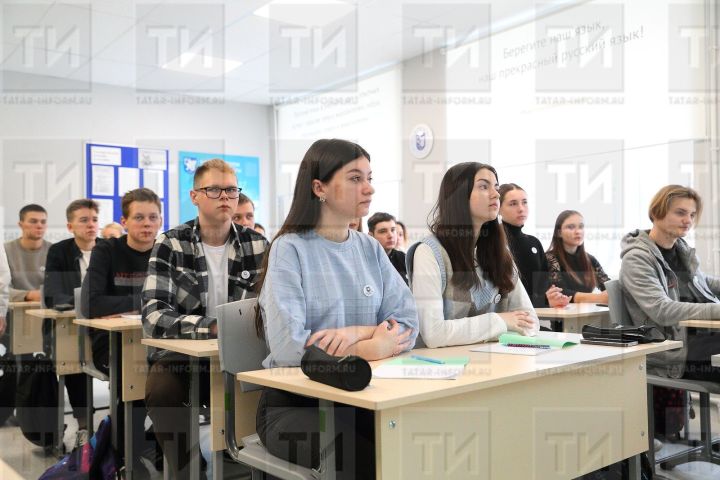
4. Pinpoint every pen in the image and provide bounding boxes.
[411,354,445,364]
[505,343,550,349]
